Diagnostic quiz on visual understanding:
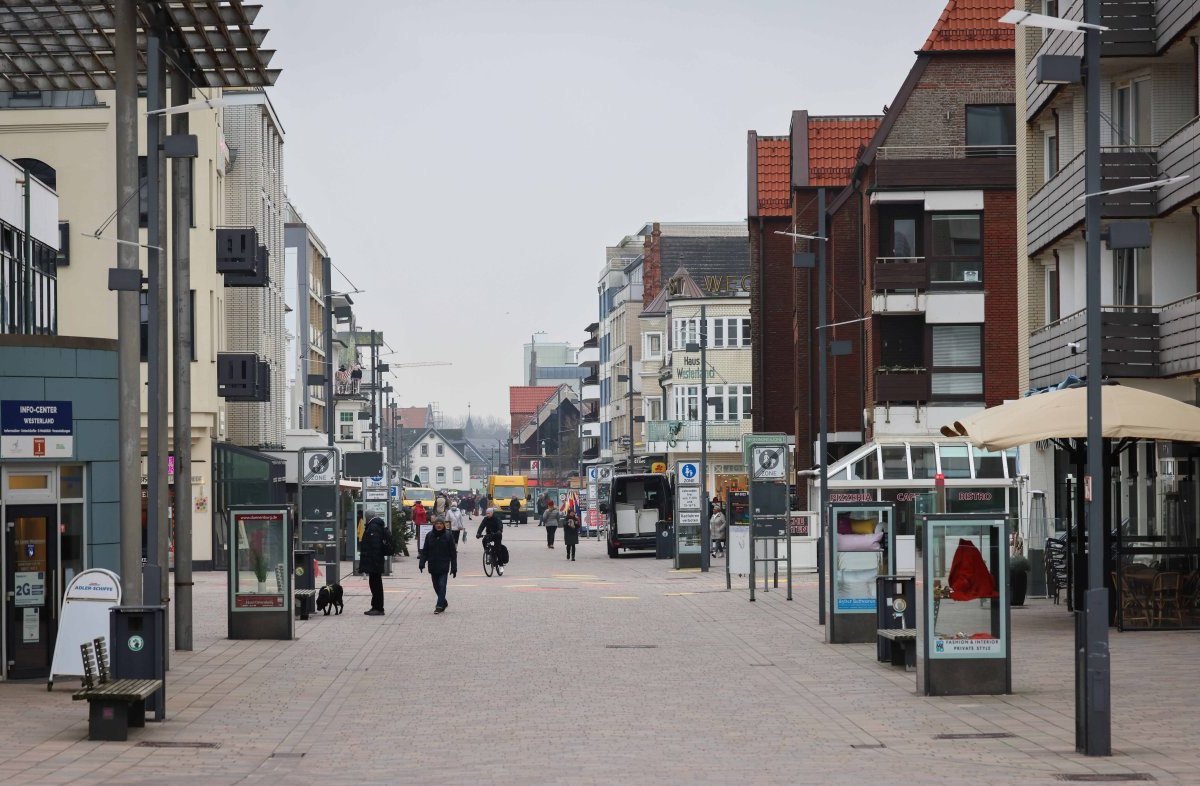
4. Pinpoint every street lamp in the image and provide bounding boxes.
[684,304,713,572]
